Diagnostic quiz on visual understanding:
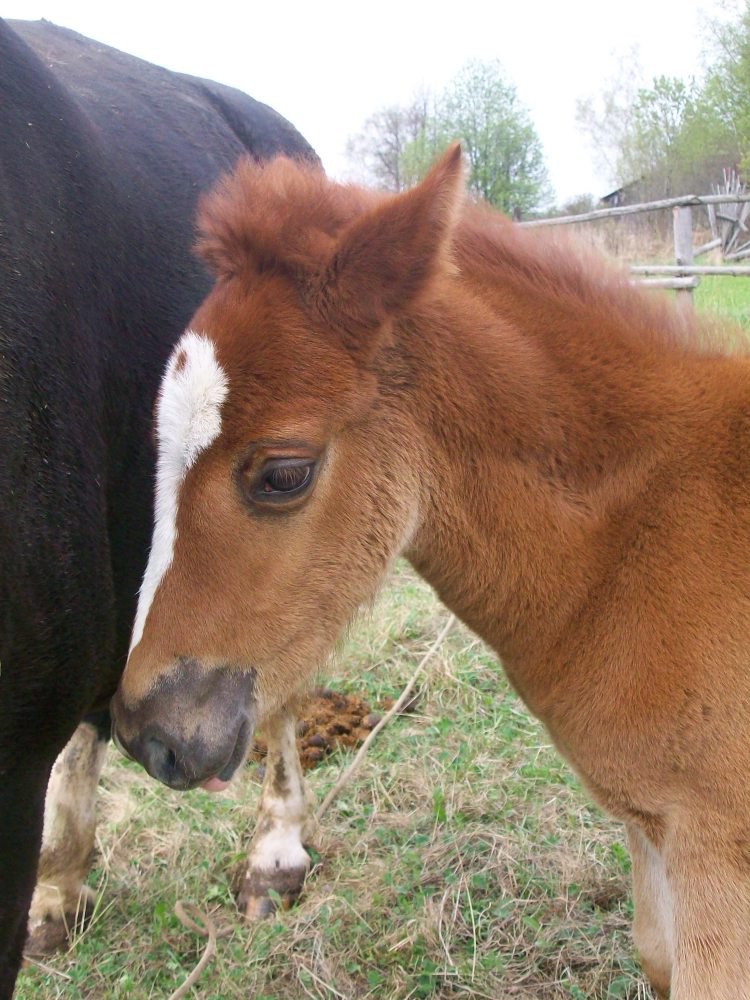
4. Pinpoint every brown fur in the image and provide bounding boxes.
[119,145,750,997]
